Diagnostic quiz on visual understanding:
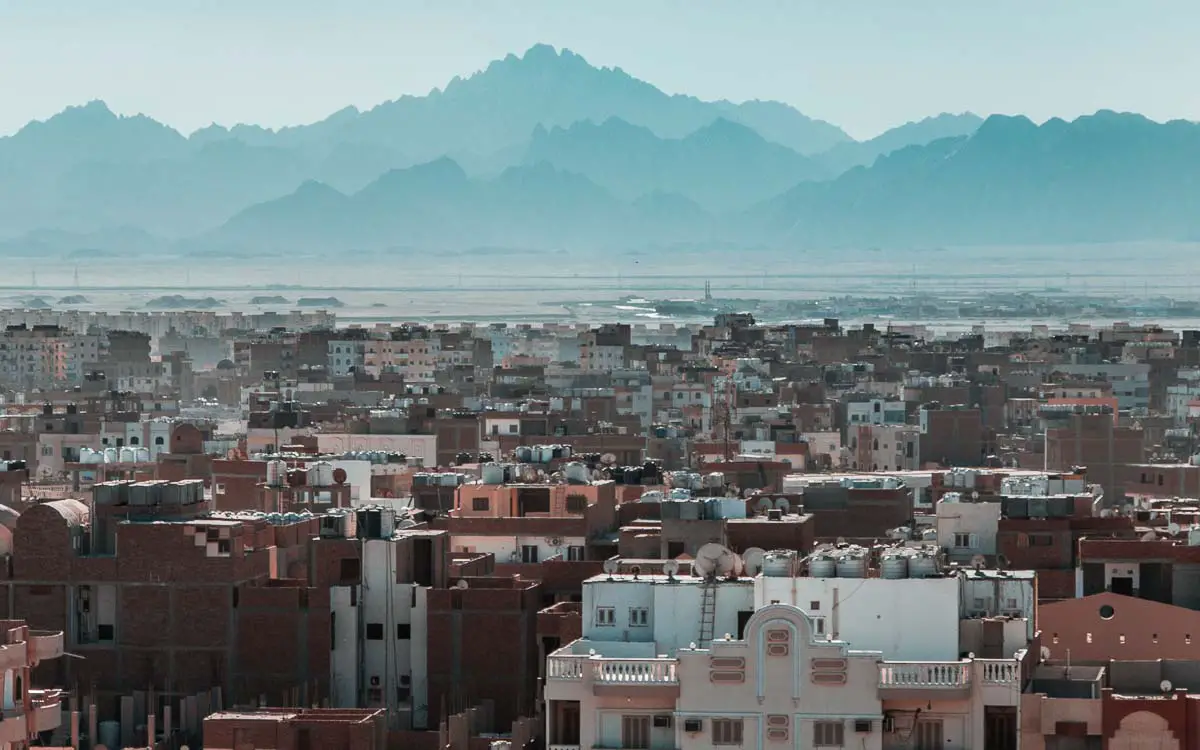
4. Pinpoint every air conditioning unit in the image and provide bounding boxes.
[854,719,872,733]
[653,715,672,728]
[683,718,703,733]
